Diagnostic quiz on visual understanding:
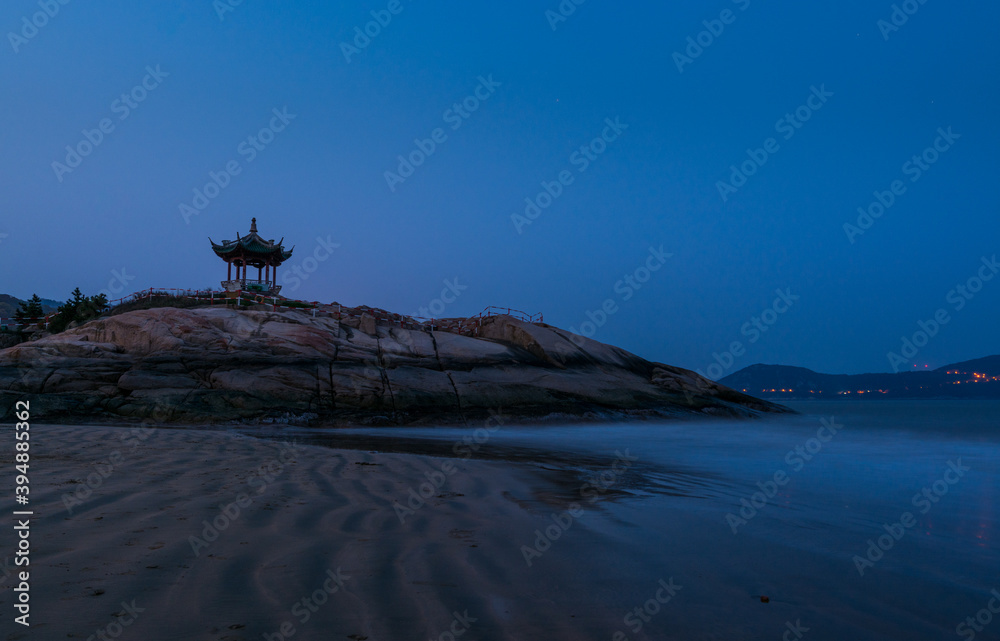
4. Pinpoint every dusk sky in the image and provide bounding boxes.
[1,0,998,376]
